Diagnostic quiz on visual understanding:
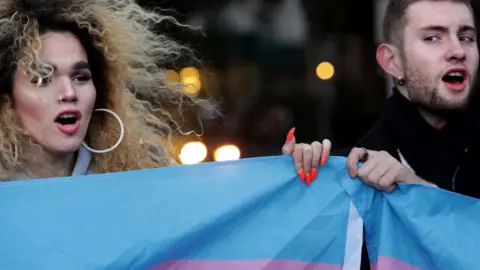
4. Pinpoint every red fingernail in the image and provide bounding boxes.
[321,154,328,166]
[299,169,305,182]
[311,168,317,180]
[306,174,311,186]
[286,127,295,141]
